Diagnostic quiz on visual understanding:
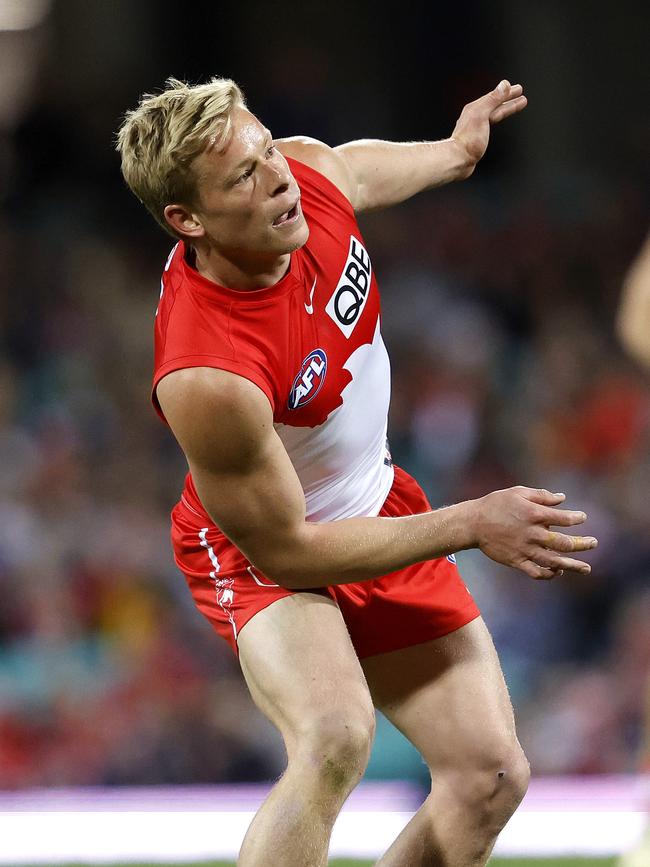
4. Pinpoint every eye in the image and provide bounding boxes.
[237,165,255,183]
[266,144,276,158]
